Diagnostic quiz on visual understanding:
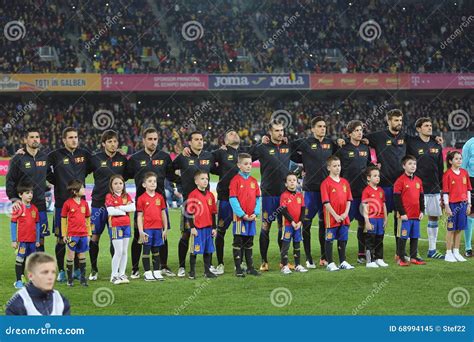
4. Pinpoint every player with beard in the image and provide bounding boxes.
[7,128,49,252]
[249,120,292,271]
[126,127,177,279]
[406,118,445,260]
[87,130,128,281]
